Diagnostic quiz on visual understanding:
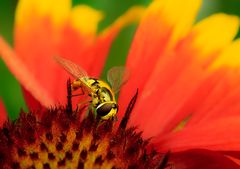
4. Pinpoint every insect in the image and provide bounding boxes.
[55,56,129,120]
